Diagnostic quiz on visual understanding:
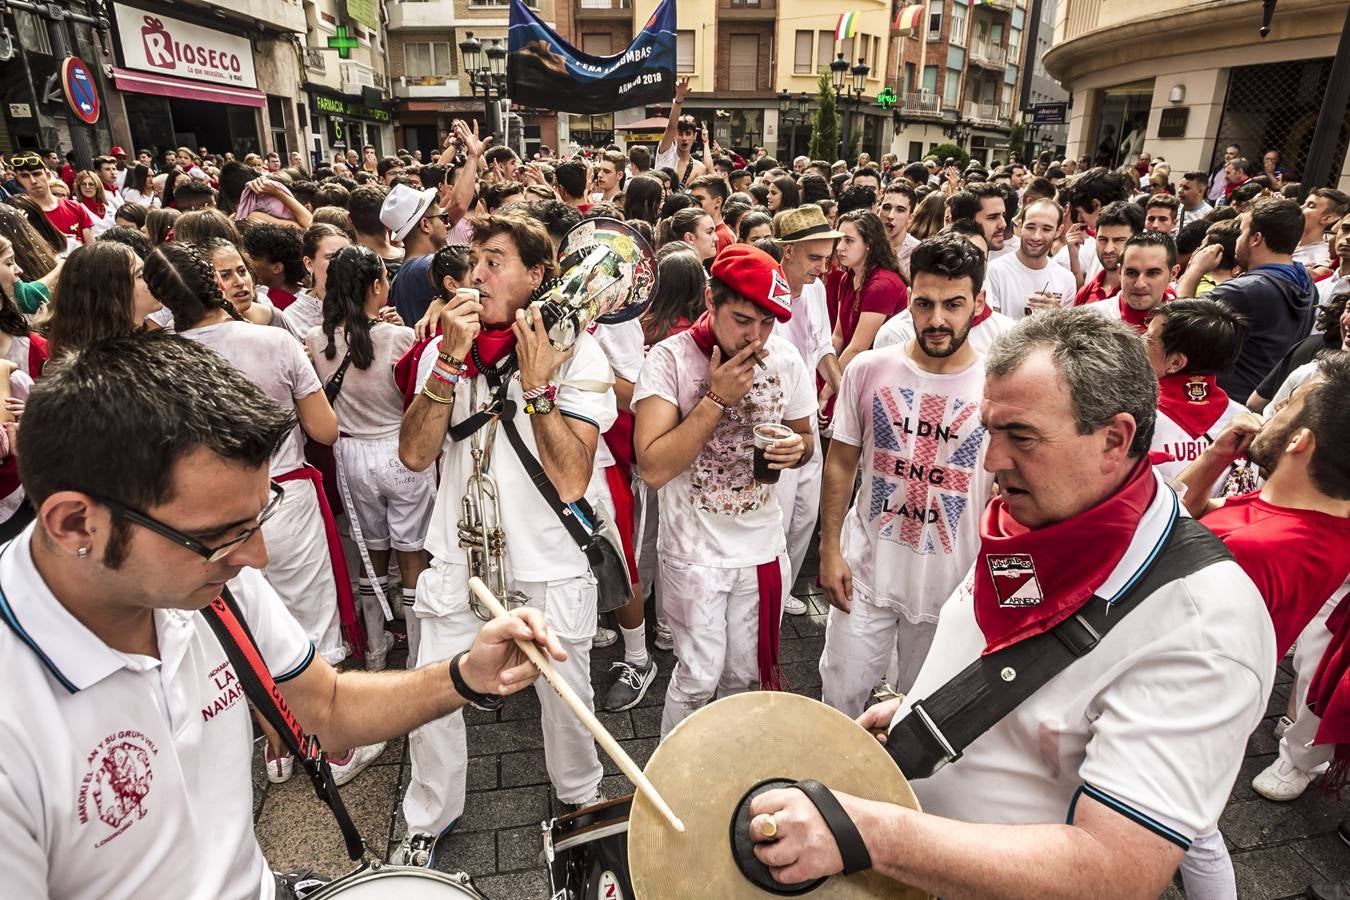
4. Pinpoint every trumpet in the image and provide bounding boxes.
[457,443,529,621]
